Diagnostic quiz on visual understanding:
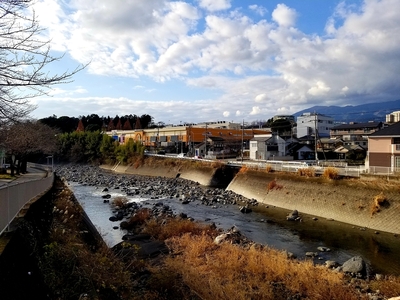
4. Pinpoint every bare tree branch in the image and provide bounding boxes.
[0,0,86,125]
